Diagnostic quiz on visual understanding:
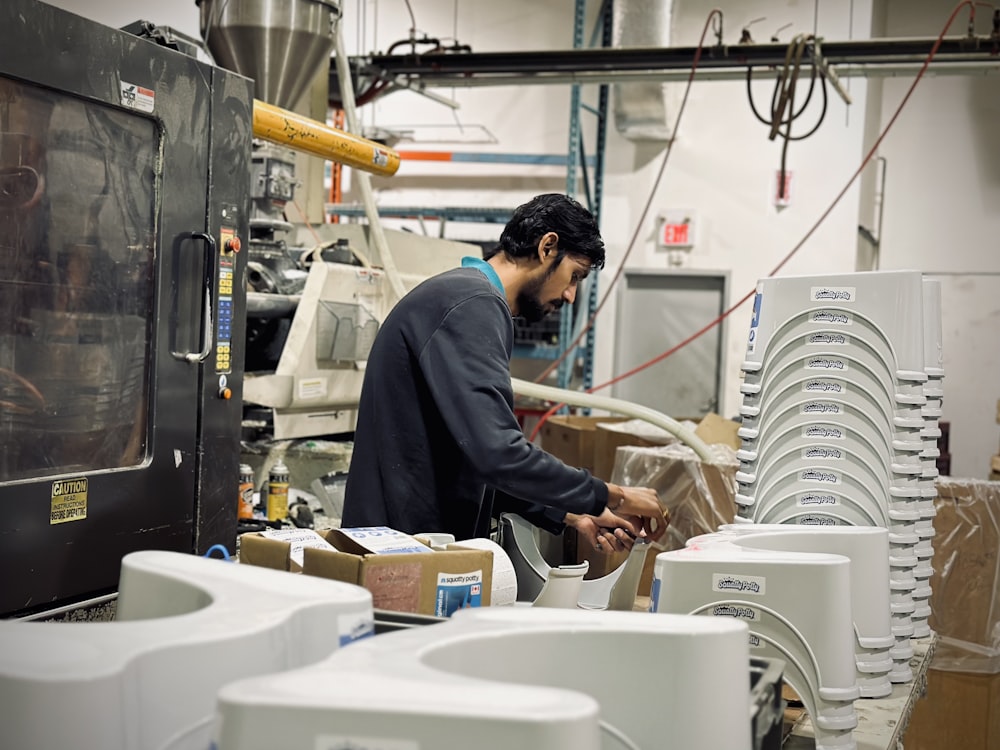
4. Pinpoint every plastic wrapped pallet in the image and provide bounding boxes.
[903,477,1000,750]
[609,443,739,595]
[928,477,1000,674]
[613,443,739,551]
